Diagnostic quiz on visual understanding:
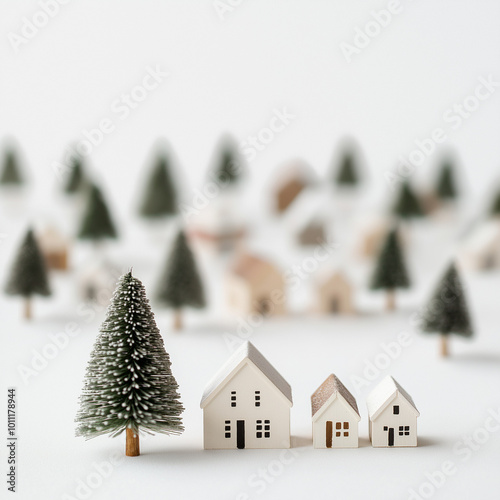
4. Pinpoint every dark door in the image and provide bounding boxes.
[237,420,245,449]
[388,428,394,446]
[330,298,339,313]
[326,421,333,448]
